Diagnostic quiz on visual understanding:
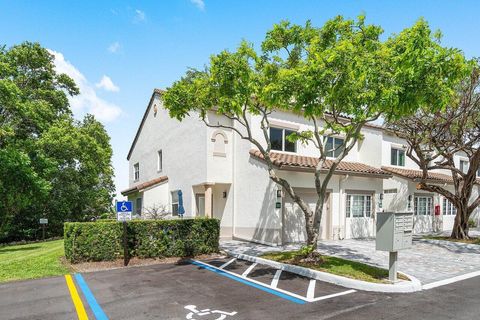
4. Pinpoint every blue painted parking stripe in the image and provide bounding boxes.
[74,273,109,320]
[190,260,306,304]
